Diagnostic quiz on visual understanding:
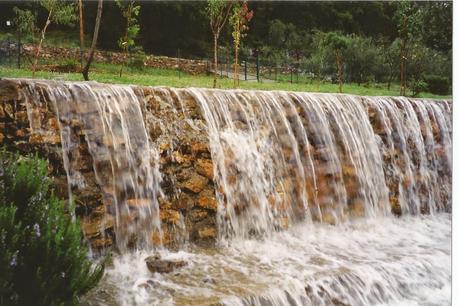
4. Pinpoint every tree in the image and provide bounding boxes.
[13,7,37,39]
[378,37,399,90]
[116,0,141,77]
[344,35,381,85]
[322,32,349,93]
[31,0,77,78]
[394,1,423,96]
[230,1,253,87]
[79,0,104,81]
[207,0,234,88]
[0,151,103,306]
